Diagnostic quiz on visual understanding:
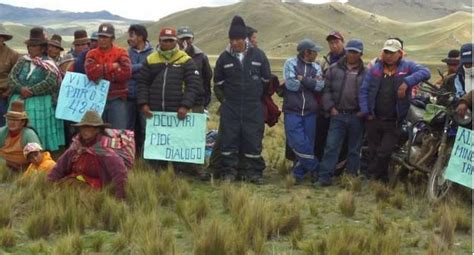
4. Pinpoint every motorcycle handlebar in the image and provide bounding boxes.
[420,81,454,97]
